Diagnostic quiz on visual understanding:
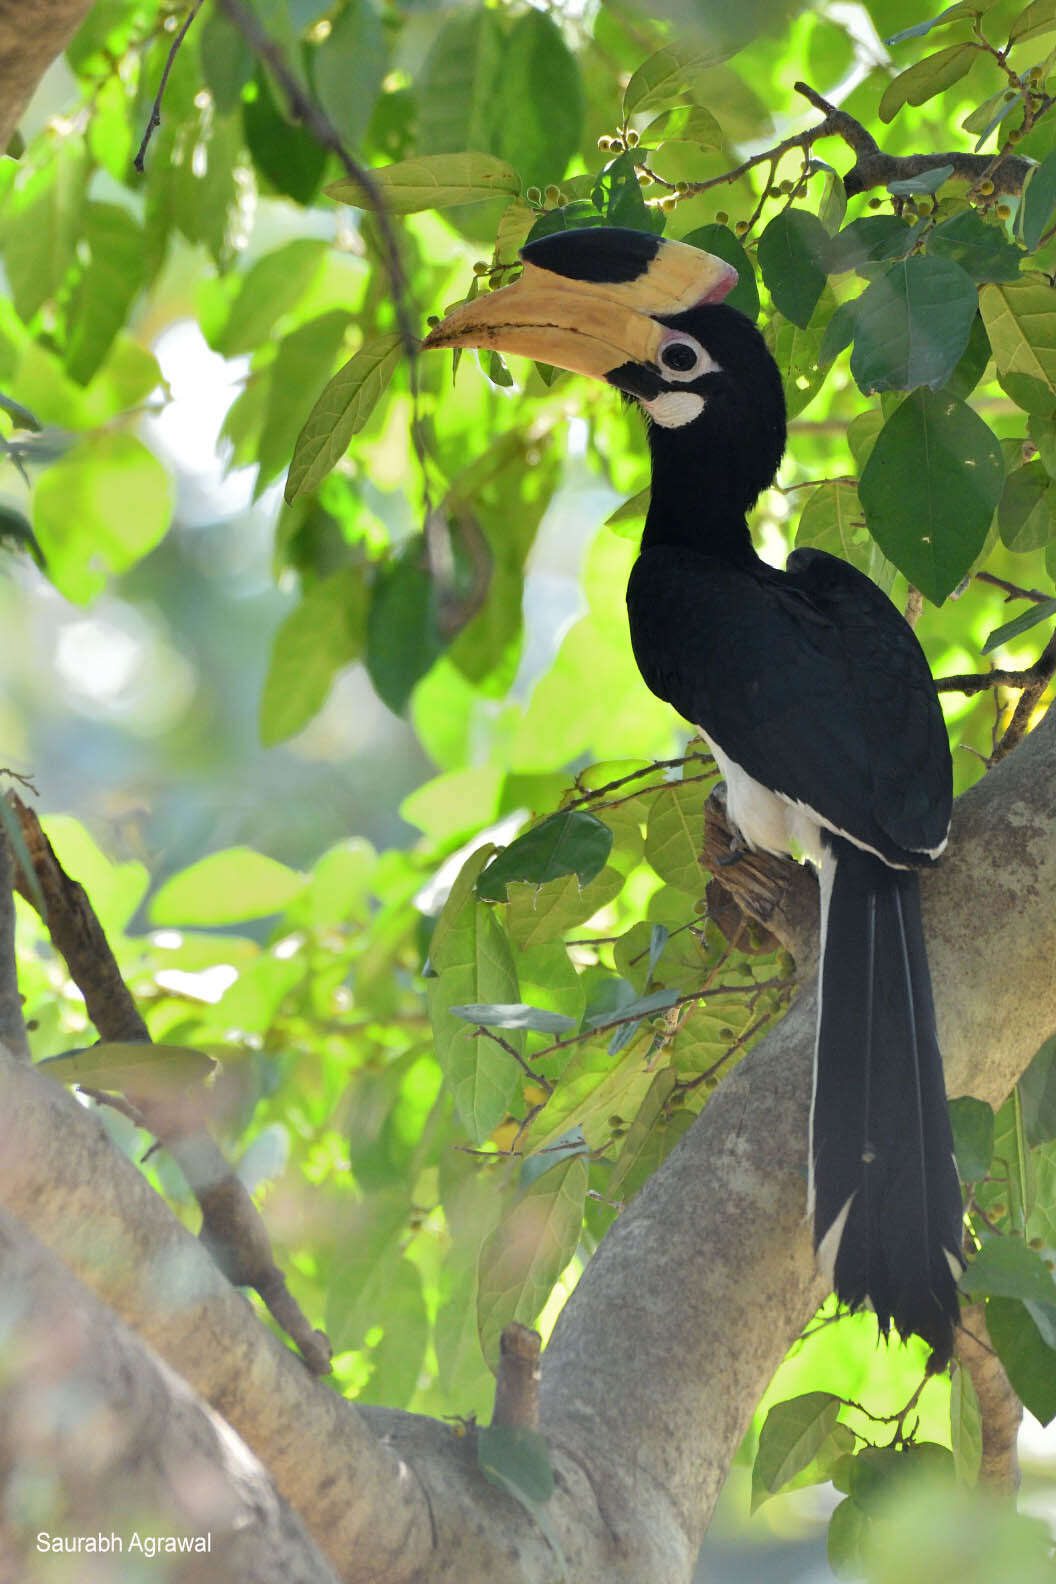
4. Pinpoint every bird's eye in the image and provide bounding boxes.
[655,333,720,383]
[661,342,698,373]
